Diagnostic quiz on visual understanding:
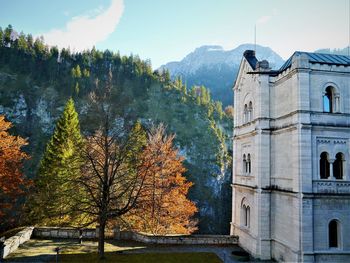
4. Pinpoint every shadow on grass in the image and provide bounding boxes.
[5,252,222,263]
[6,239,244,262]
[4,253,55,262]
[61,252,222,263]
